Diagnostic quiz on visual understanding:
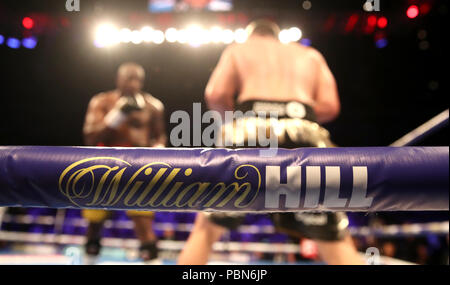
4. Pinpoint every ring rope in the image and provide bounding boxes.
[0,146,448,212]
[390,109,449,146]
[1,213,448,237]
